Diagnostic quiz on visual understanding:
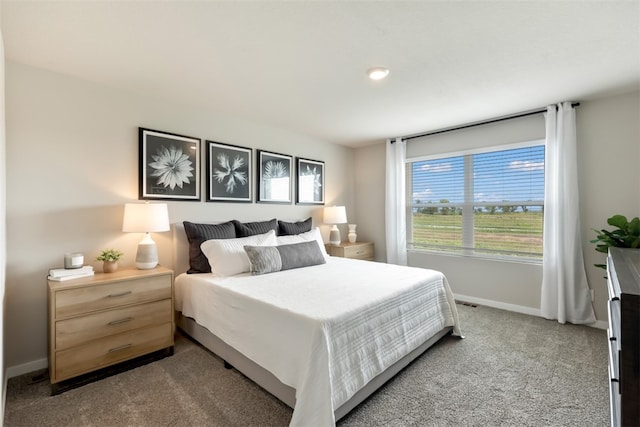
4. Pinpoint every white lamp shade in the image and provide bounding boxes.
[324,206,347,225]
[122,203,170,233]
[122,203,169,270]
